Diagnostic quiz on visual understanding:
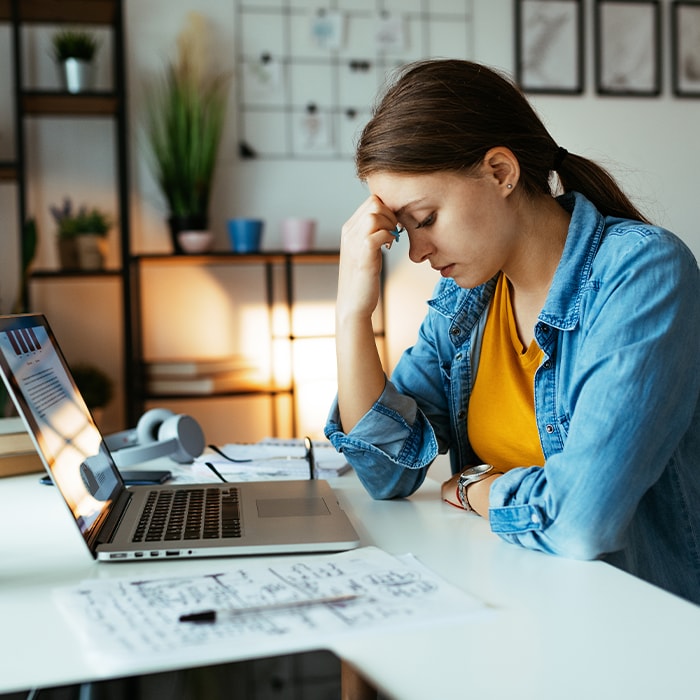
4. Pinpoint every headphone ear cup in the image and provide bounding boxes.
[157,414,205,463]
[135,408,176,446]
